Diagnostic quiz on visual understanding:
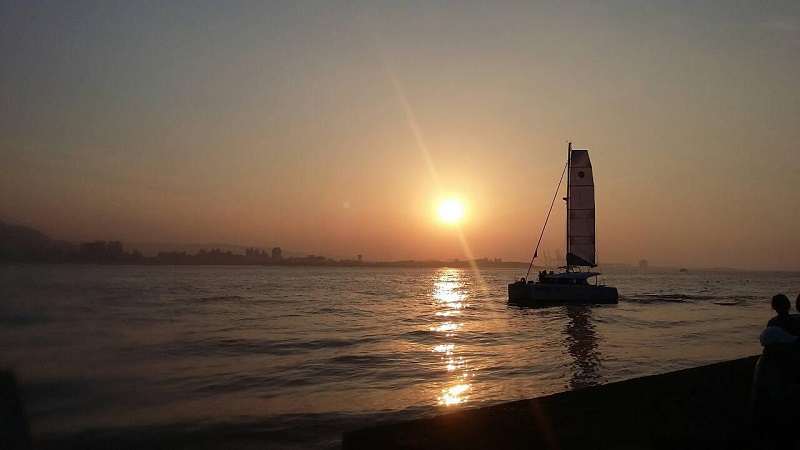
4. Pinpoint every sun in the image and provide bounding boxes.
[437,199,465,224]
